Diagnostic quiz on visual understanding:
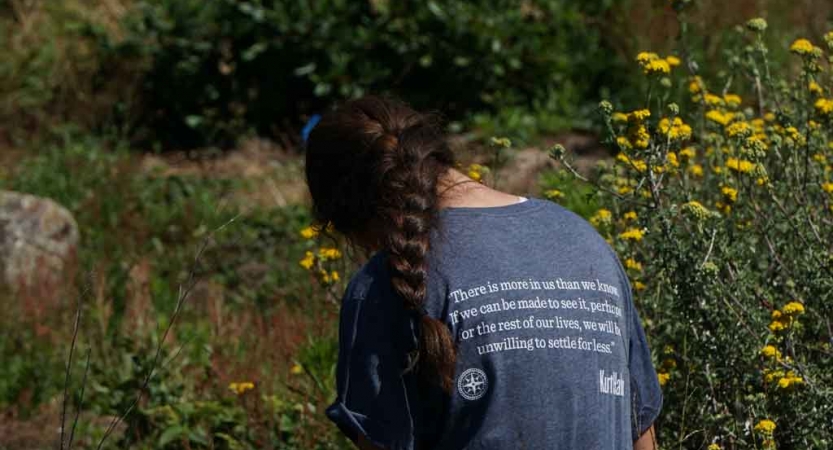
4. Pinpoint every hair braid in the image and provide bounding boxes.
[305,96,457,392]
